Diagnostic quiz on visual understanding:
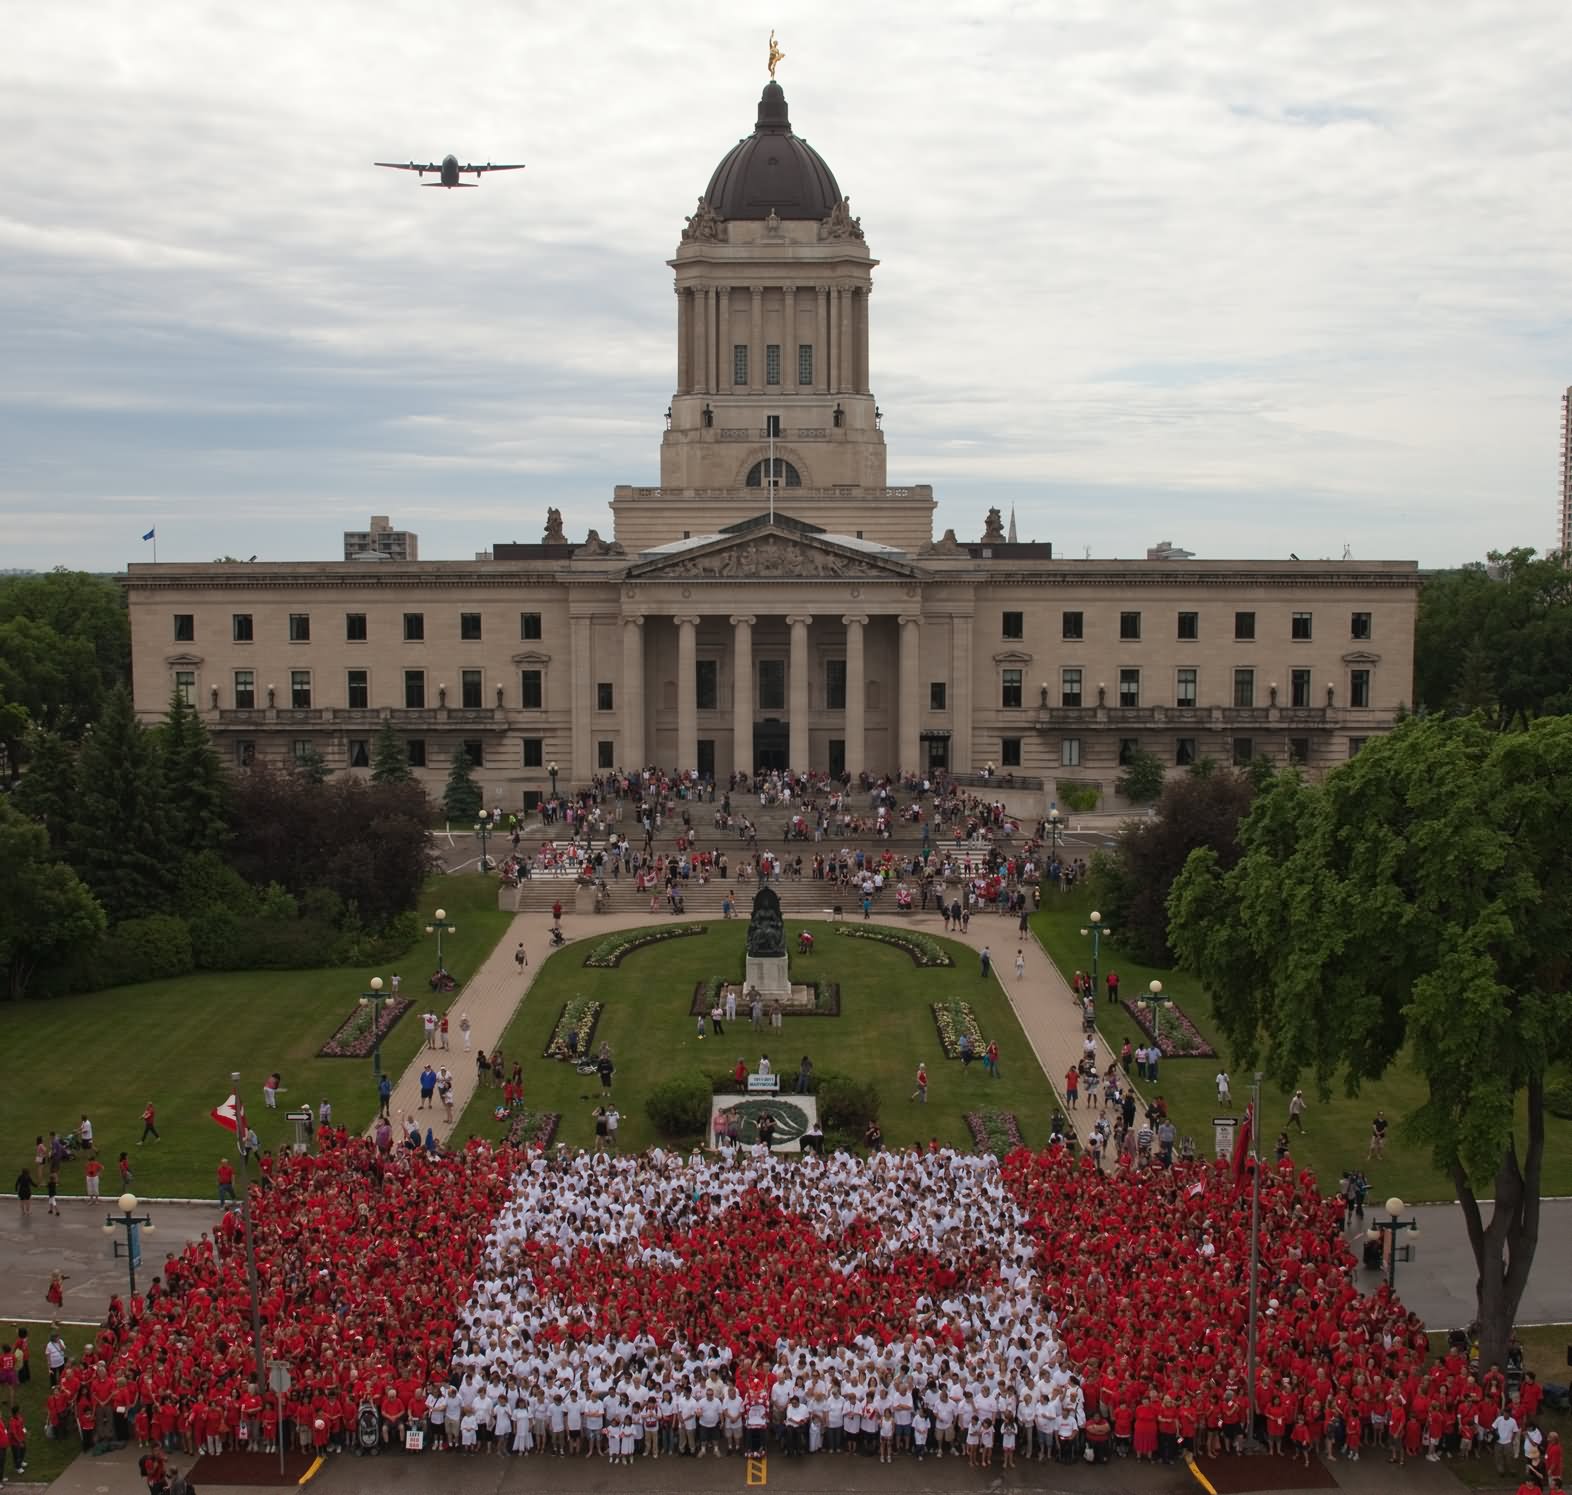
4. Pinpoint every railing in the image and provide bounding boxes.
[214,706,503,726]
[615,485,932,500]
[1033,704,1333,729]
